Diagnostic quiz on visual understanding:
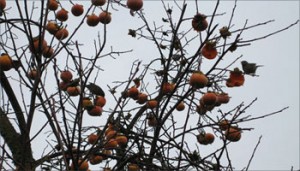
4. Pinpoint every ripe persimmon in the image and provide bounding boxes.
[115,135,128,146]
[192,13,208,32]
[48,0,58,11]
[127,86,139,99]
[88,133,99,144]
[196,104,207,115]
[59,81,68,91]
[28,69,38,80]
[60,70,73,82]
[42,46,54,58]
[217,93,230,104]
[67,86,81,96]
[46,21,59,35]
[91,0,106,6]
[189,71,208,89]
[0,0,6,10]
[94,96,106,107]
[127,0,143,11]
[103,167,112,171]
[0,53,13,71]
[201,92,217,106]
[89,155,103,165]
[71,160,89,171]
[127,163,140,171]
[137,93,148,104]
[226,68,245,87]
[218,119,230,131]
[105,130,117,140]
[225,127,241,142]
[162,82,173,95]
[56,8,68,22]
[99,11,111,24]
[197,132,215,145]
[87,106,103,116]
[146,99,158,109]
[55,28,69,40]
[86,14,99,27]
[201,41,218,60]
[176,101,185,111]
[101,150,112,160]
[30,37,48,54]
[147,115,158,127]
[71,4,84,17]
[104,139,118,149]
